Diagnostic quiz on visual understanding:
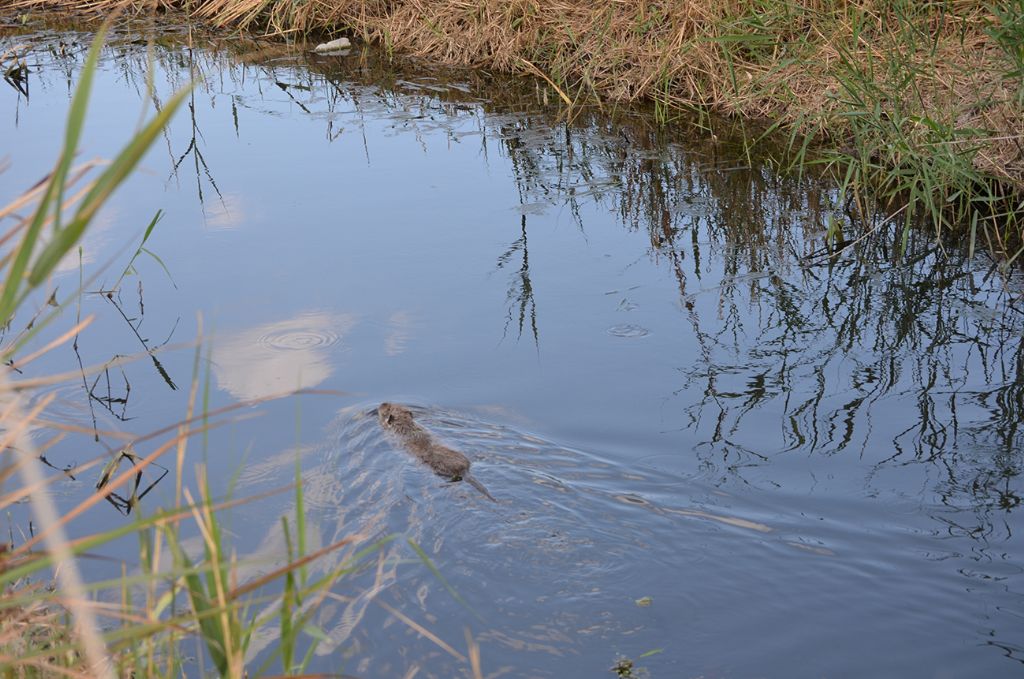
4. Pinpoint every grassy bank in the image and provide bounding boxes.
[10,0,1023,259]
